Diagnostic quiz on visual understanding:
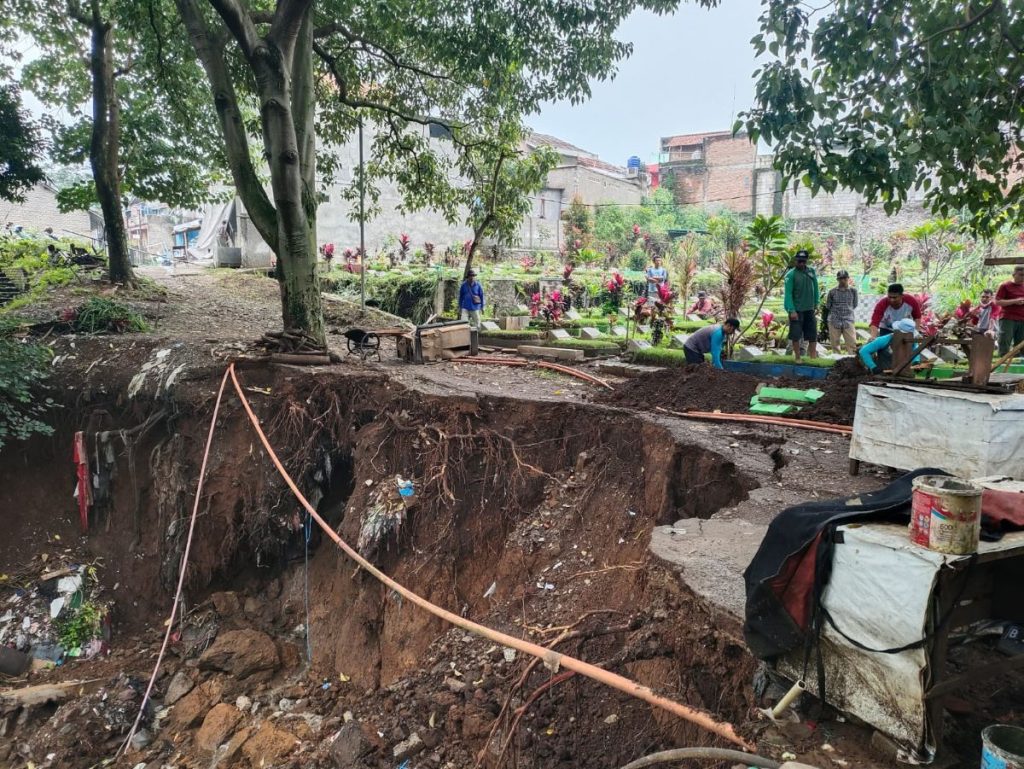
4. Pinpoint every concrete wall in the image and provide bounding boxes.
[0,184,91,239]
